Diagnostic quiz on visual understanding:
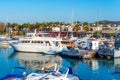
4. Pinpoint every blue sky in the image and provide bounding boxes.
[0,0,120,23]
